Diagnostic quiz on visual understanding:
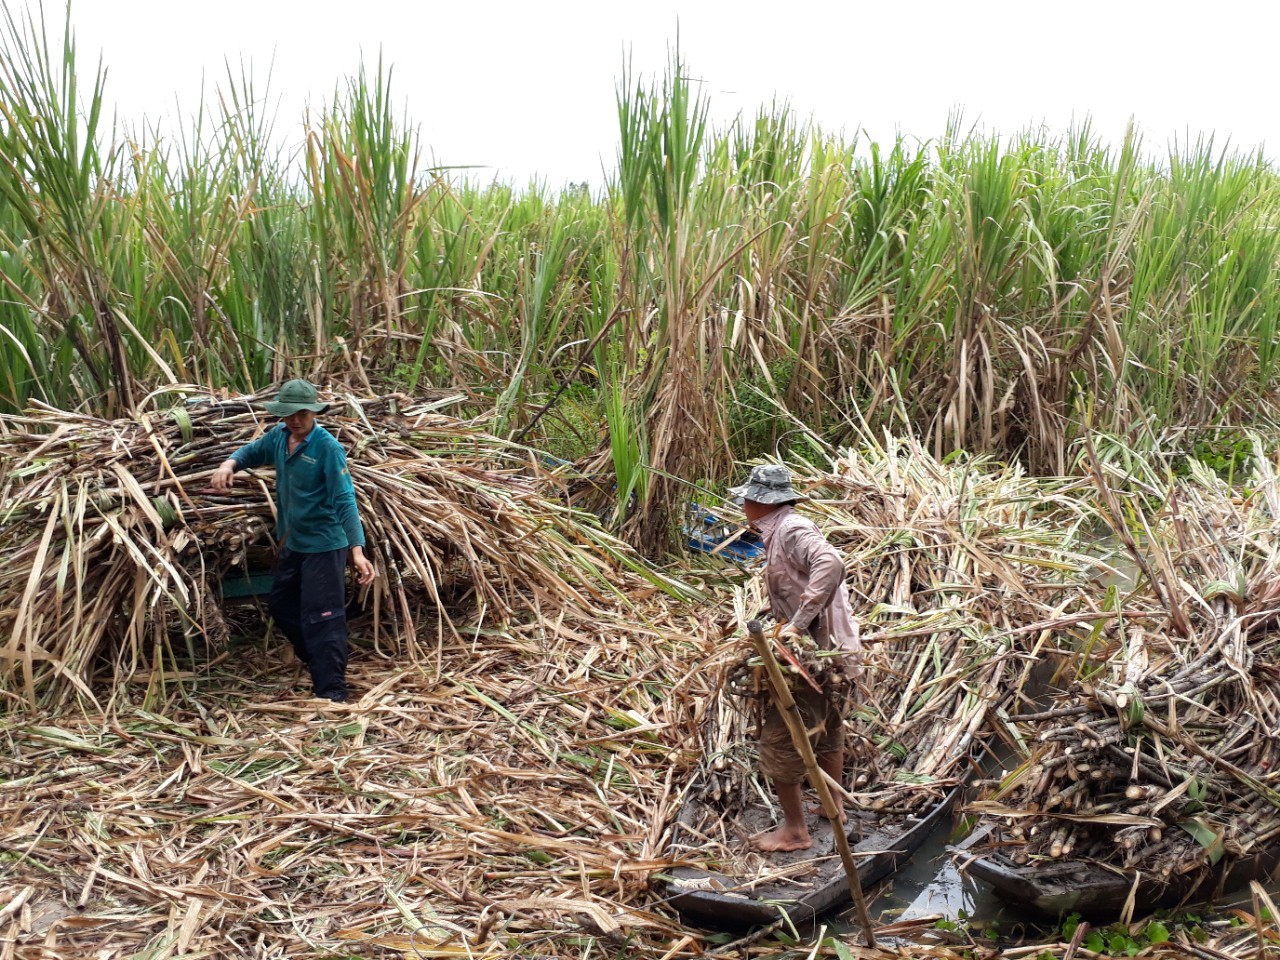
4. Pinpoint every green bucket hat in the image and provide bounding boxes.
[263,379,330,417]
